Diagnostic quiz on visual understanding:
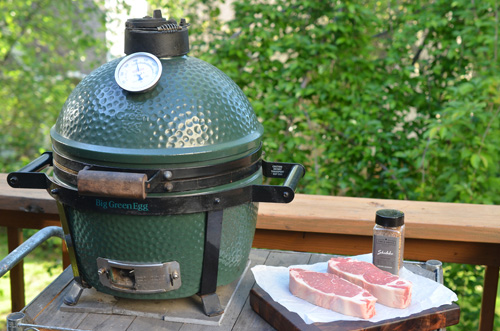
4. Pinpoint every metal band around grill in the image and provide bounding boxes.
[52,147,262,195]
[8,152,305,216]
